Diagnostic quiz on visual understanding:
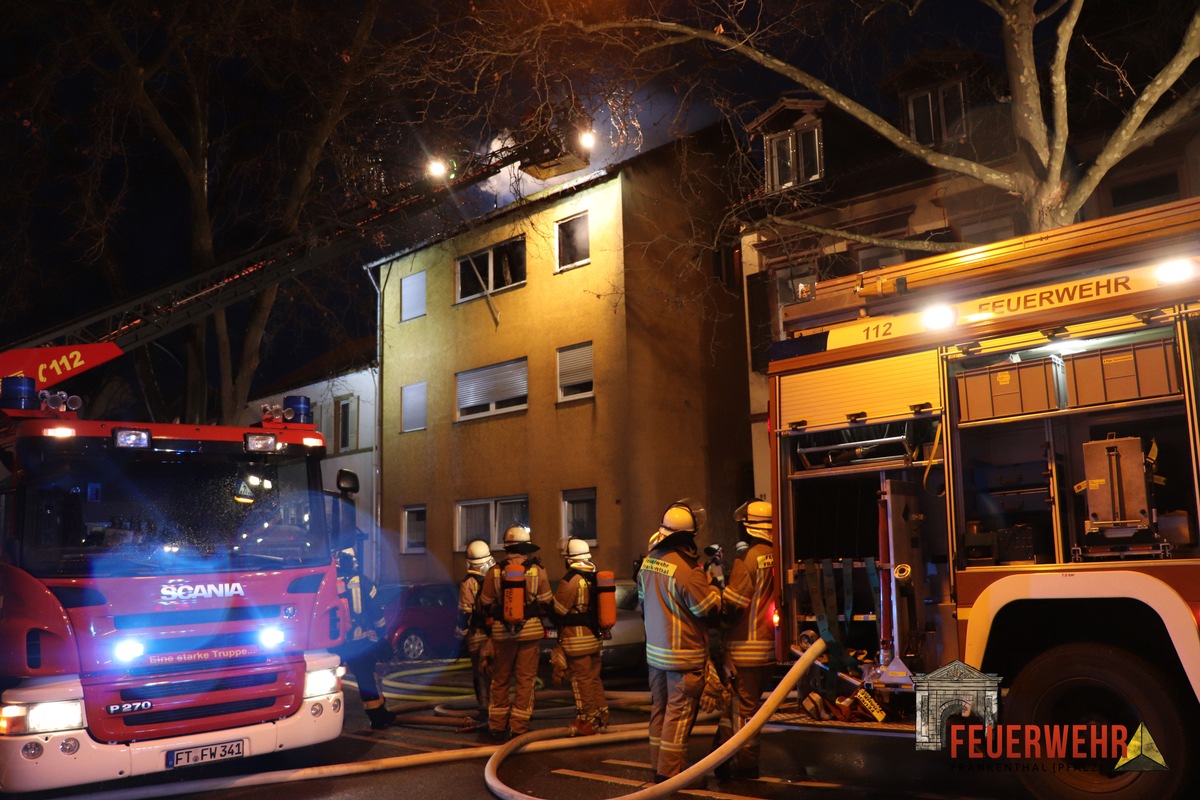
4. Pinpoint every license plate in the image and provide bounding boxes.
[166,739,245,768]
[544,629,557,638]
